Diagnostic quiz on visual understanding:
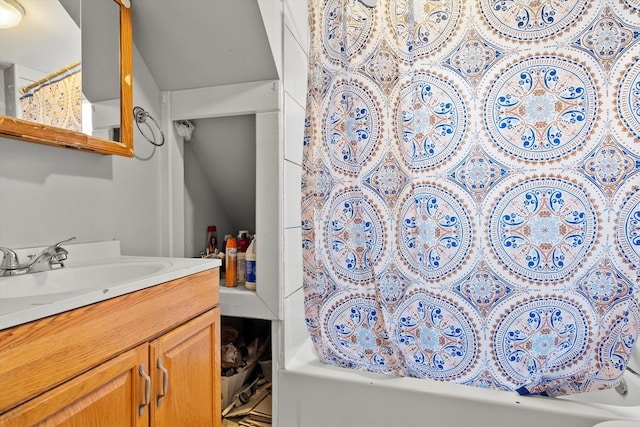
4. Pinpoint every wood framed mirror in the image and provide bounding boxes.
[0,0,133,157]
